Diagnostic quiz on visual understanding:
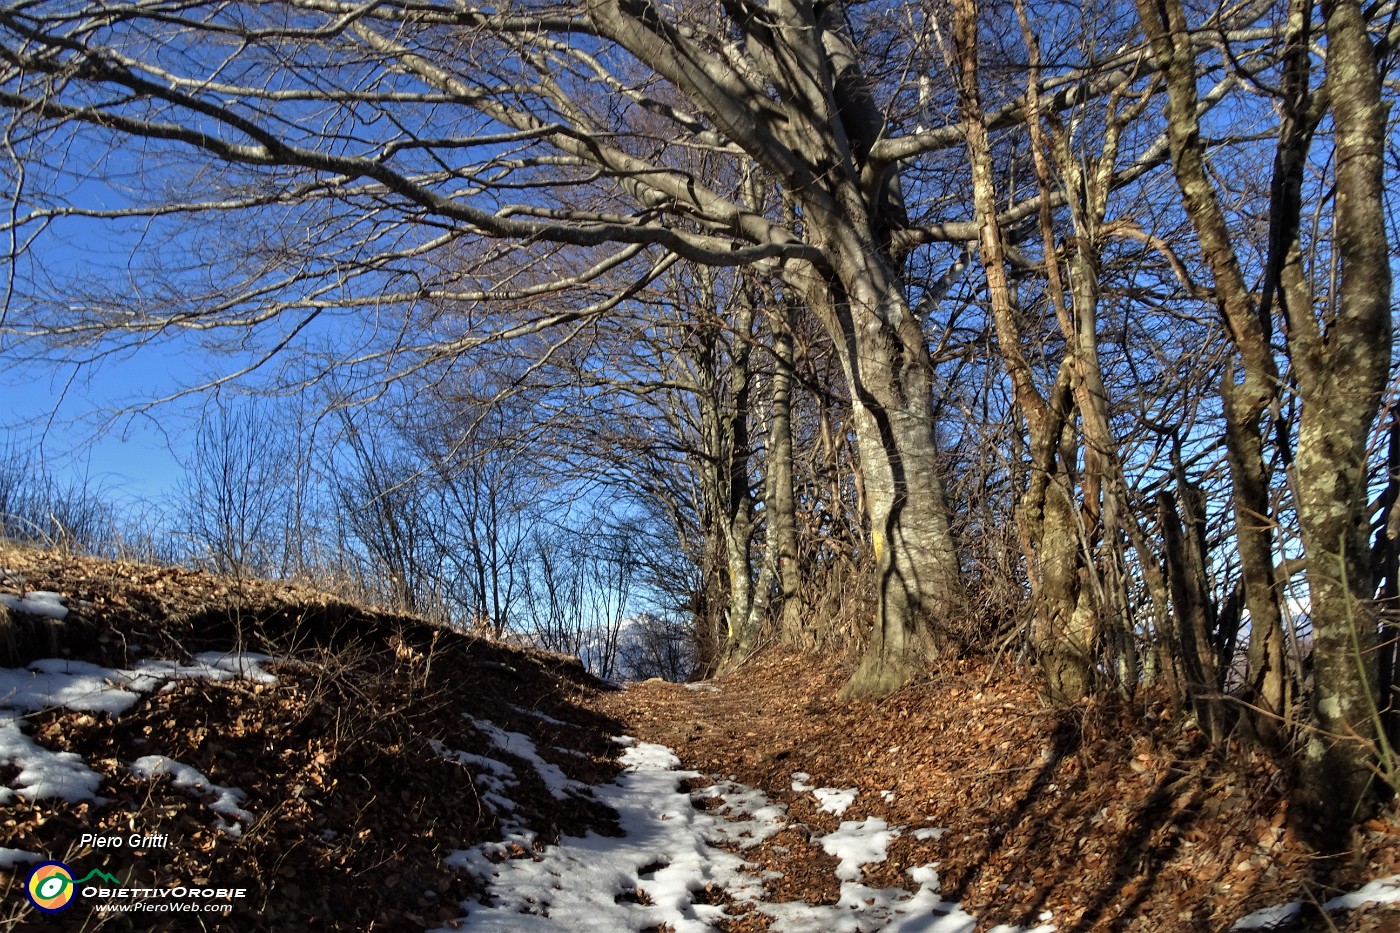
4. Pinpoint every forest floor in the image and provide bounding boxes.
[1,542,1398,932]
[598,652,1400,932]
